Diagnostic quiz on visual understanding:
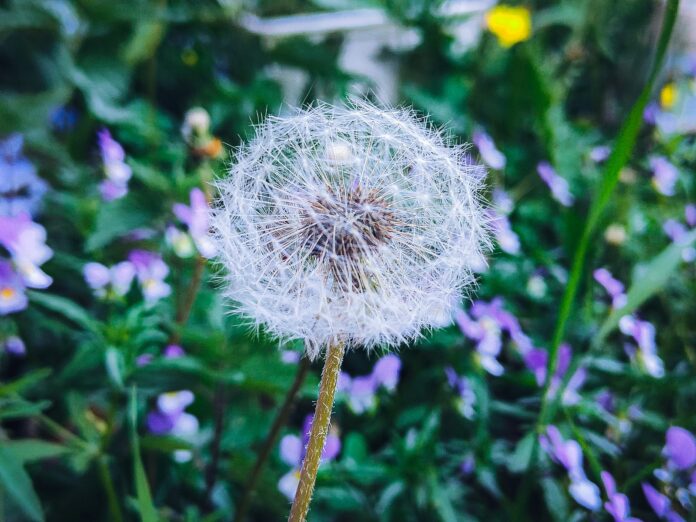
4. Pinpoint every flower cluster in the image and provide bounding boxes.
[0,134,47,217]
[172,188,216,258]
[445,366,476,418]
[663,204,696,263]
